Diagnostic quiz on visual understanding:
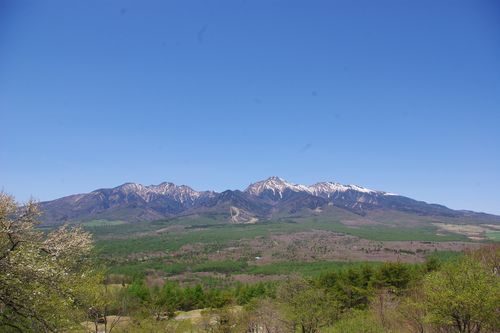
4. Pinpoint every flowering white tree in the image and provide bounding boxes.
[0,193,95,332]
